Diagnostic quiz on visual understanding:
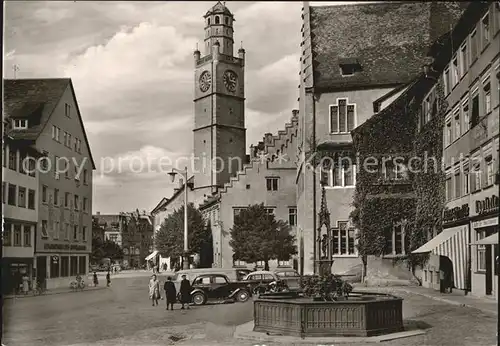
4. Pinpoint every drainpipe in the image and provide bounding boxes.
[312,93,317,274]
